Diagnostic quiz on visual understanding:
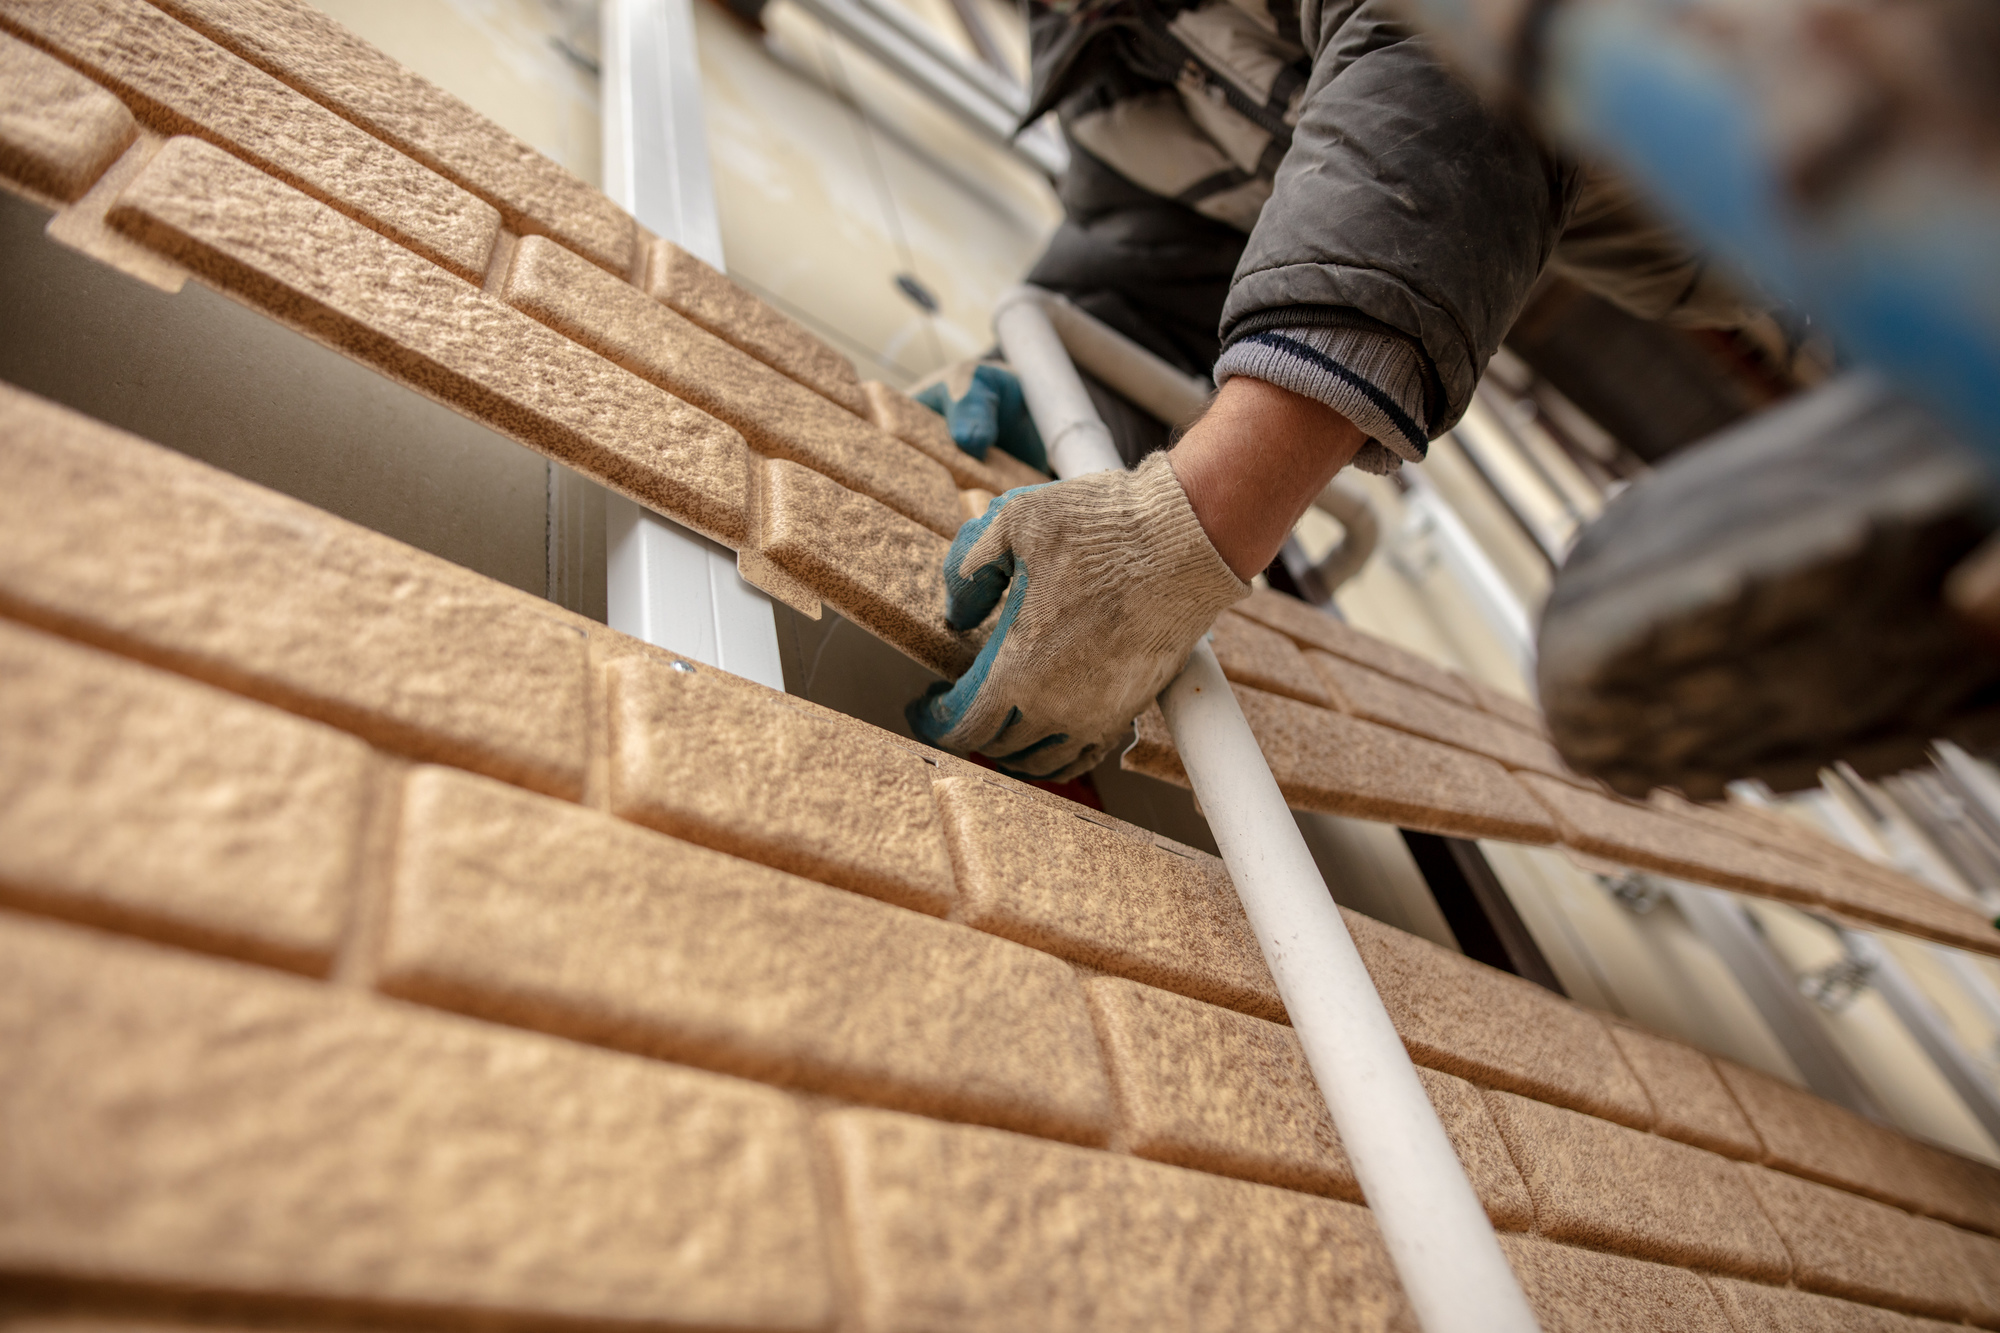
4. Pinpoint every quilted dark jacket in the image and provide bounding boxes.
[1024,0,1747,444]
